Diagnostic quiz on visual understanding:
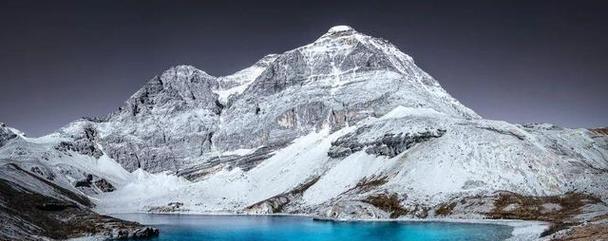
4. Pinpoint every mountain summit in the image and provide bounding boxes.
[327,25,355,32]
[84,26,481,172]
[1,26,607,241]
